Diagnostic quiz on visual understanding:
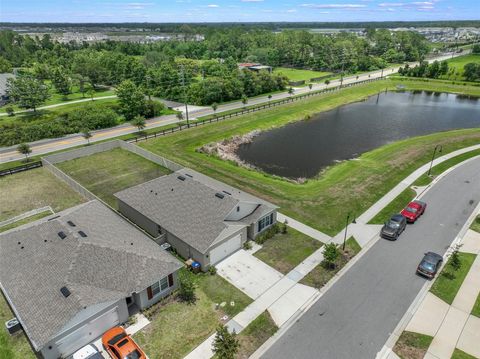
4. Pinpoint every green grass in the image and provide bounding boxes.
[414,149,480,187]
[57,148,171,208]
[393,331,433,359]
[451,348,477,359]
[253,227,322,274]
[0,211,52,233]
[138,79,480,236]
[0,293,36,359]
[430,253,476,304]
[134,271,252,359]
[273,67,332,82]
[472,292,480,318]
[300,237,361,289]
[469,216,480,233]
[369,188,416,225]
[236,311,278,359]
[0,168,85,222]
[442,54,480,81]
